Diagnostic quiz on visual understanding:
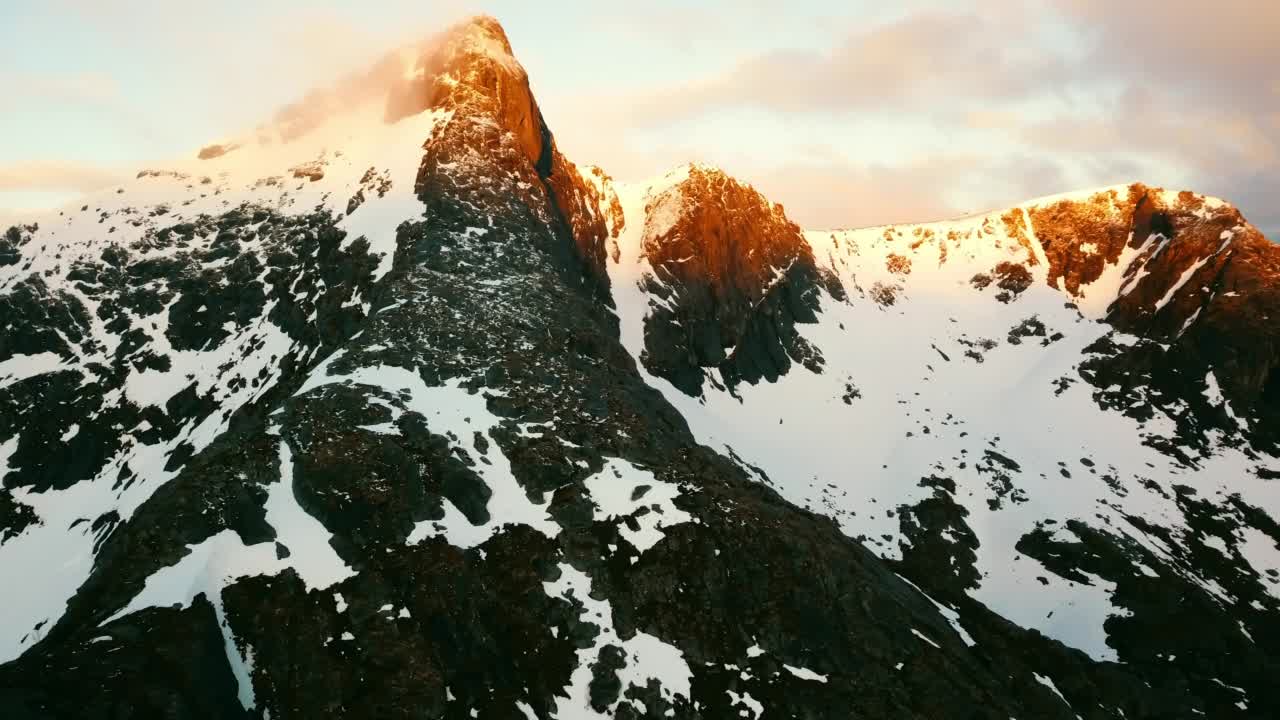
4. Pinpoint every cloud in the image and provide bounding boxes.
[1210,168,1280,240]
[0,161,125,193]
[748,160,963,230]
[0,71,118,106]
[547,1,1276,236]
[613,10,1067,128]
[1054,0,1280,112]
